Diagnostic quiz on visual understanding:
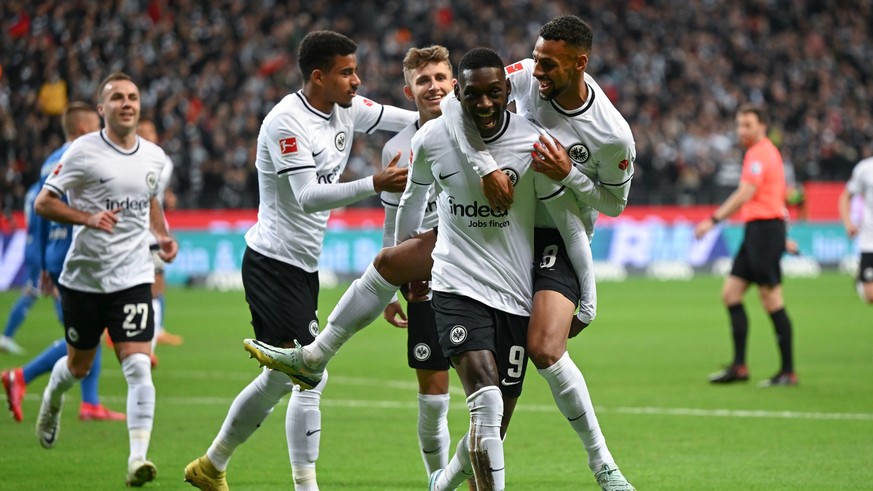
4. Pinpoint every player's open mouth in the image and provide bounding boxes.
[538,80,552,93]
[474,112,498,130]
